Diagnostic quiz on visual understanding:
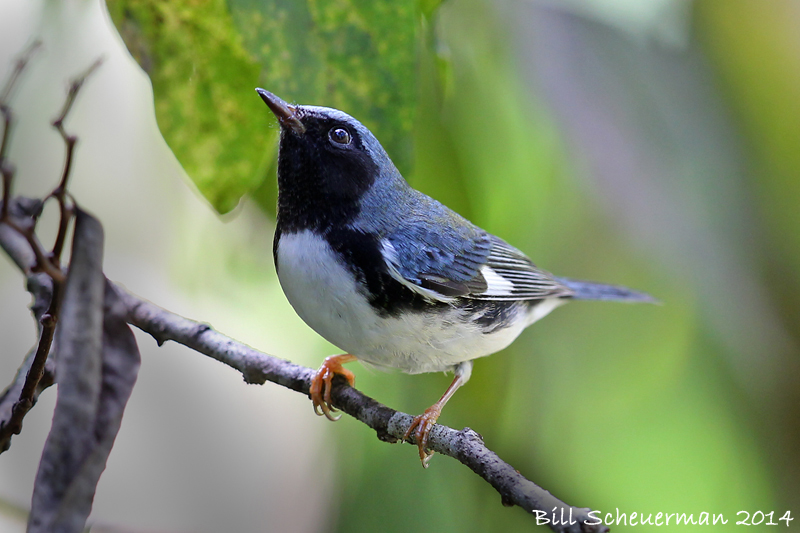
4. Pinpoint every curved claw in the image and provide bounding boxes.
[401,369,468,467]
[403,405,442,468]
[309,354,356,421]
